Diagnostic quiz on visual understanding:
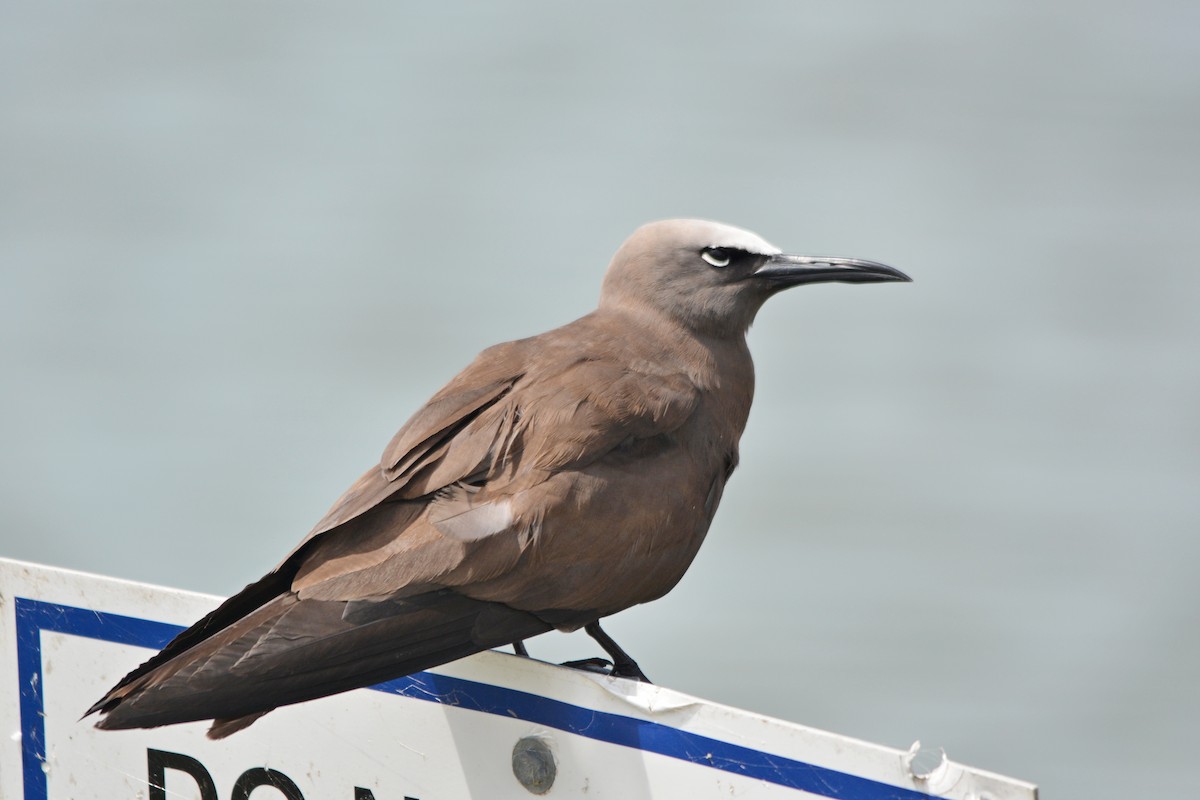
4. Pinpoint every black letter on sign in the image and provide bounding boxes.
[147,749,218,800]
[231,767,305,800]
[355,790,419,800]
